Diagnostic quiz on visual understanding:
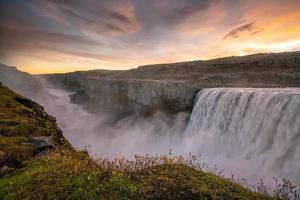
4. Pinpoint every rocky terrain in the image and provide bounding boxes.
[42,51,300,115]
